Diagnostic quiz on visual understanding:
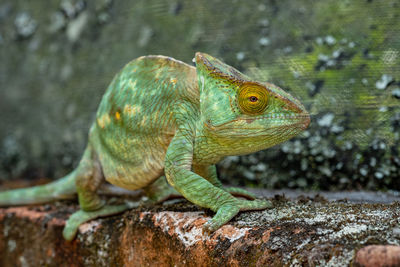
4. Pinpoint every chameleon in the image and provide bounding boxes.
[0,52,310,241]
